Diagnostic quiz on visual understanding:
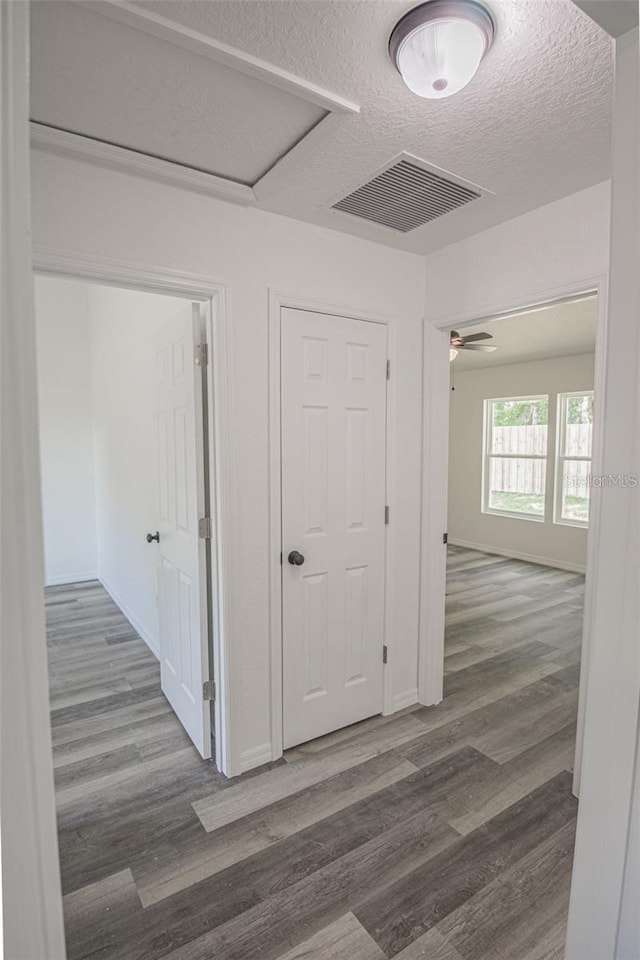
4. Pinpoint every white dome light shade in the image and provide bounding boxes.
[390,0,495,100]
[398,19,485,98]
